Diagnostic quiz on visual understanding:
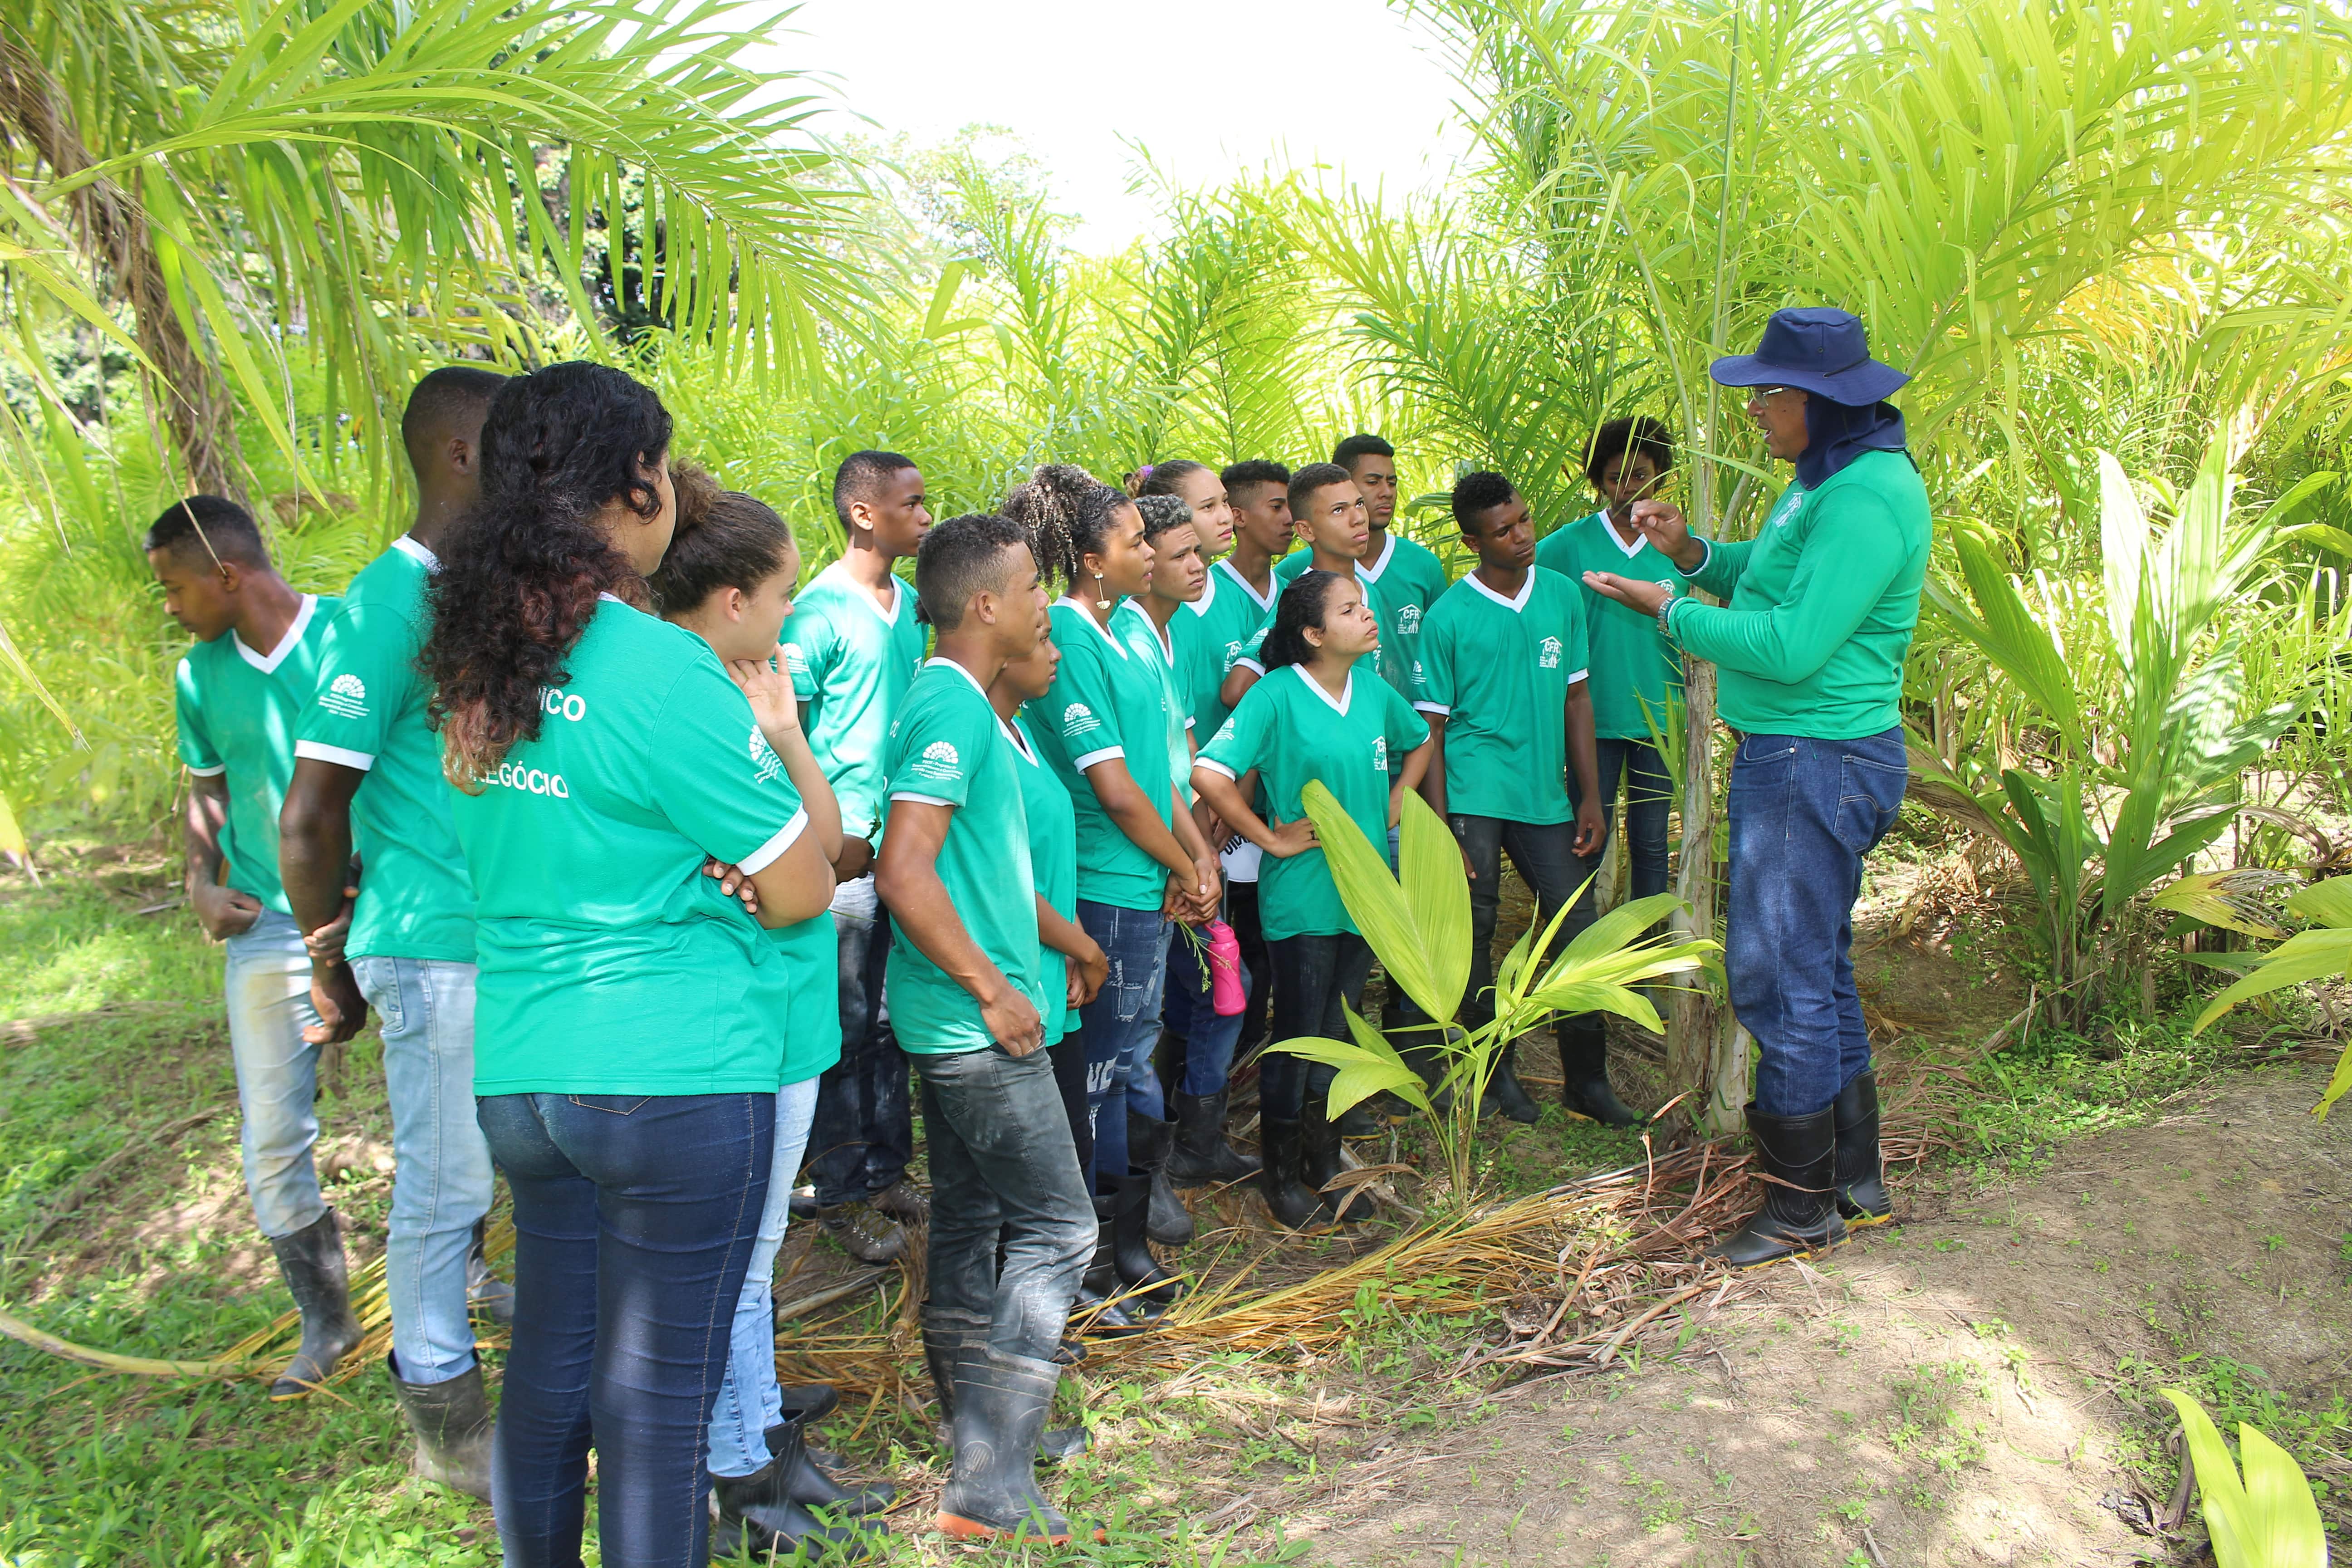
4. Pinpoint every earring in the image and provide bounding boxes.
[1094,572,1111,611]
